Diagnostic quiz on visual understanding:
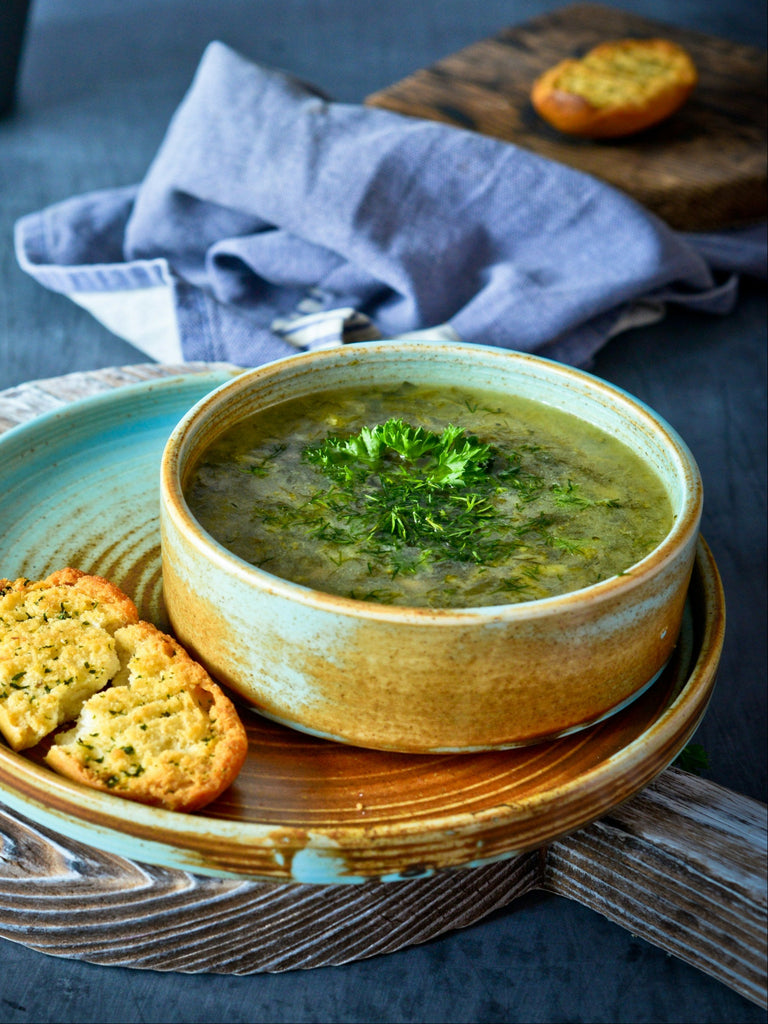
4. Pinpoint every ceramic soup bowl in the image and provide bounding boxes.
[159,341,702,753]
